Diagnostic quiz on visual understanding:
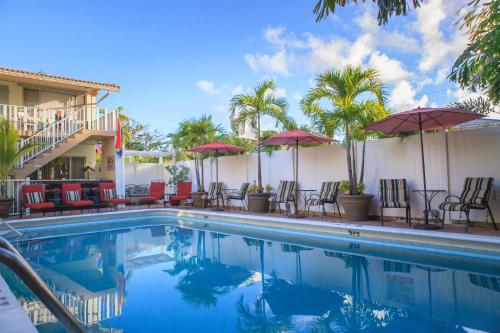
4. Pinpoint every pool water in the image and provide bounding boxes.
[2,219,500,332]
